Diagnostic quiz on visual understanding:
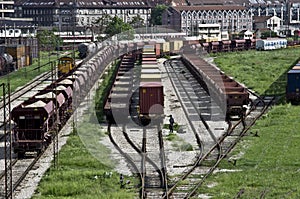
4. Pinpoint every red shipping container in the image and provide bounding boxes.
[155,43,161,57]
[139,82,164,115]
